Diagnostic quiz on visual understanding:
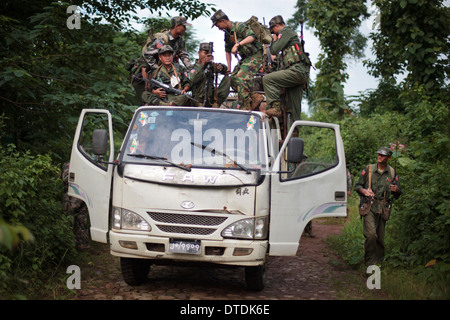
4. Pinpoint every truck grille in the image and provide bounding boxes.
[147,212,227,226]
[147,212,227,236]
